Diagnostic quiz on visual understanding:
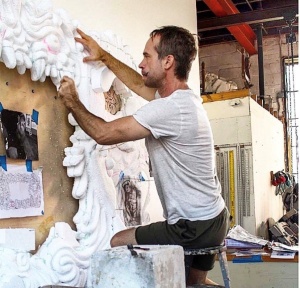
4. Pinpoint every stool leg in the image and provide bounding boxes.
[218,251,231,288]
[184,255,194,282]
